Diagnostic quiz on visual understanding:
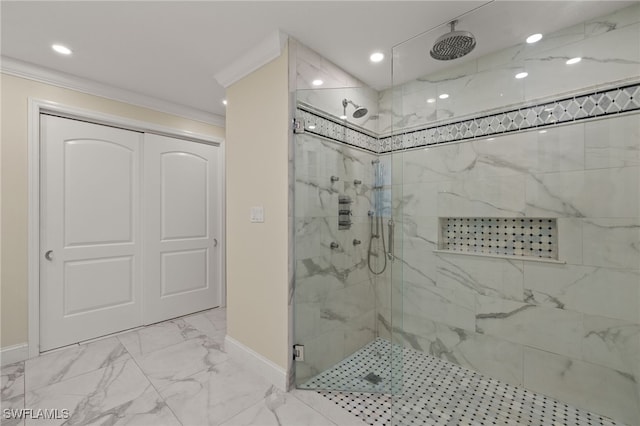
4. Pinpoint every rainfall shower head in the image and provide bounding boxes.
[342,99,368,119]
[430,20,476,61]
